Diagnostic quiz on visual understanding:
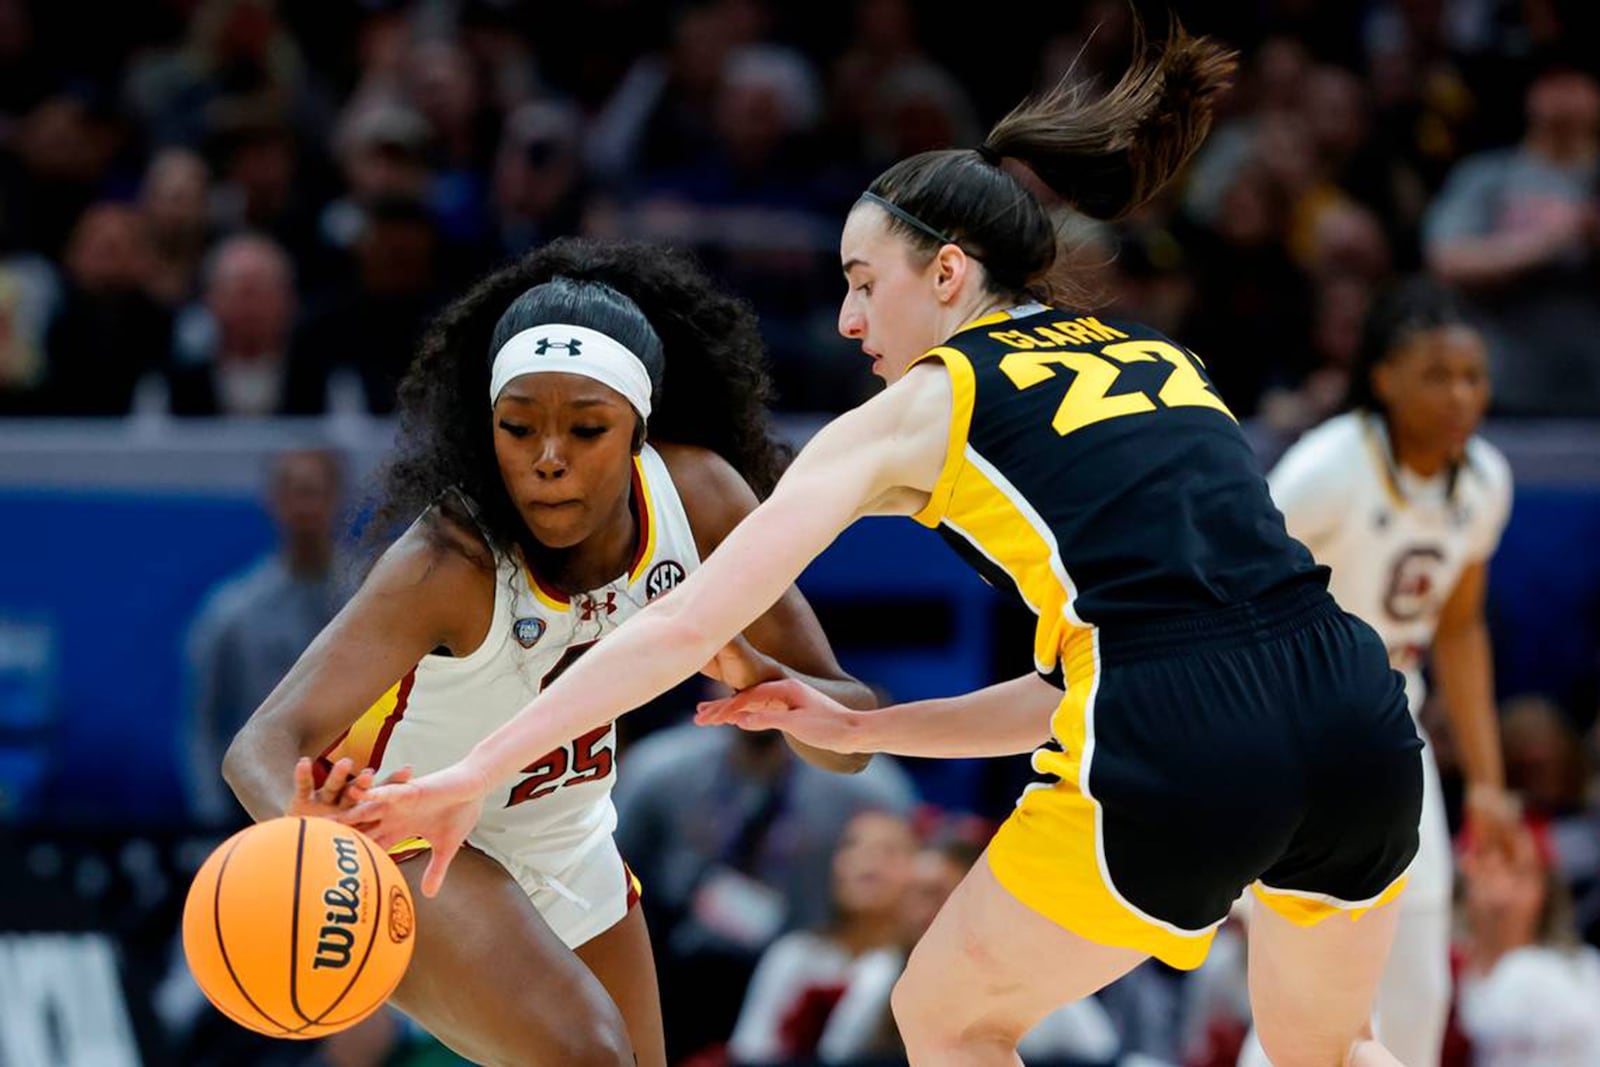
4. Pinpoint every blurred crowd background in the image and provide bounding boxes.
[1,0,1599,1065]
